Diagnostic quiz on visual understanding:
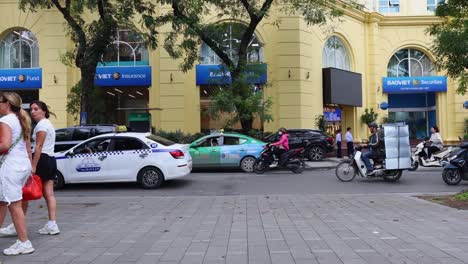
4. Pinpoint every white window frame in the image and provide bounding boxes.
[379,0,400,13]
[101,29,148,66]
[0,30,39,69]
[322,36,351,71]
[427,0,444,12]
